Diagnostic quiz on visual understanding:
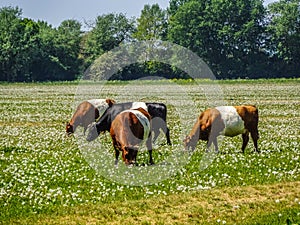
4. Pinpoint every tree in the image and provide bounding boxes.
[168,0,190,16]
[29,21,57,81]
[267,0,300,76]
[0,7,29,81]
[83,13,135,66]
[19,18,41,80]
[133,4,168,41]
[29,20,82,81]
[130,4,170,79]
[54,20,82,80]
[168,0,267,78]
[0,6,83,81]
